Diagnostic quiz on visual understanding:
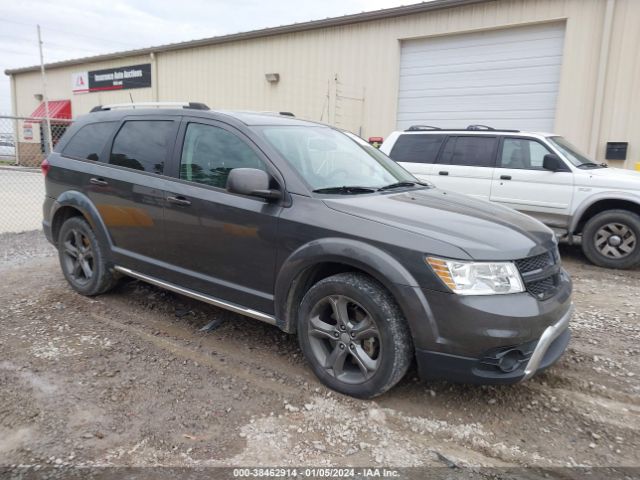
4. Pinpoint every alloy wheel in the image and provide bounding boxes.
[306,294,381,384]
[61,228,94,285]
